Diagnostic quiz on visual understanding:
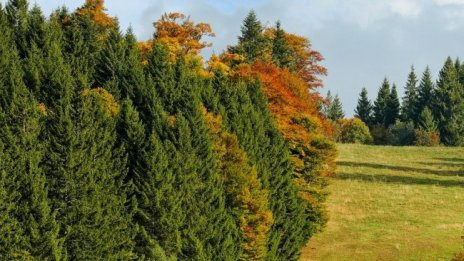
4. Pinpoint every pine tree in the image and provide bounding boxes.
[385,84,400,126]
[328,94,345,121]
[433,57,464,146]
[416,66,435,123]
[5,0,29,58]
[354,87,373,126]
[272,21,293,69]
[402,66,418,123]
[373,78,391,126]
